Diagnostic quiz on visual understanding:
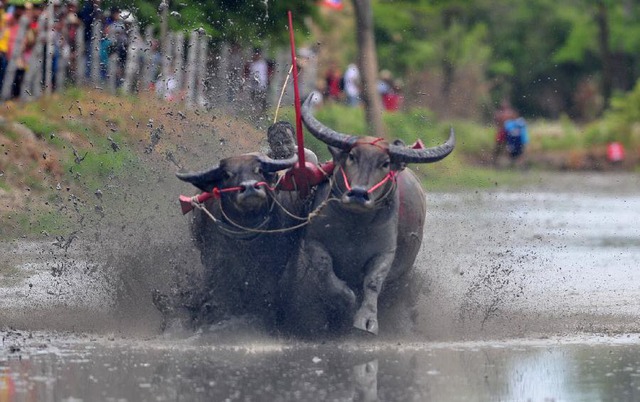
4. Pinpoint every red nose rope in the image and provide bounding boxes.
[339,167,397,194]
[337,137,396,194]
[179,182,273,214]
